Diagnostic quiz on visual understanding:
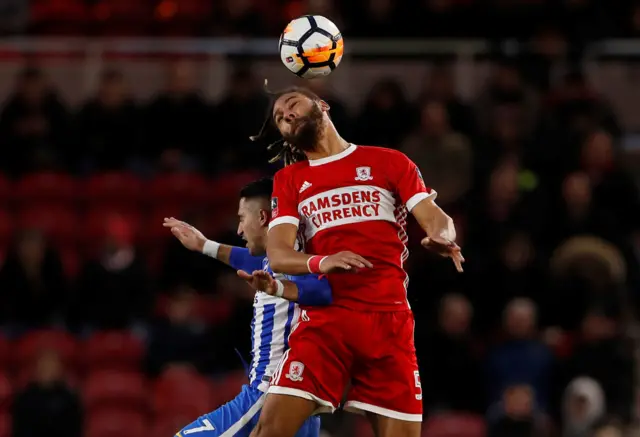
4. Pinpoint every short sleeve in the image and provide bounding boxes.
[269,169,300,230]
[392,151,437,212]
